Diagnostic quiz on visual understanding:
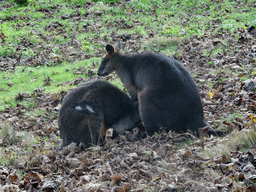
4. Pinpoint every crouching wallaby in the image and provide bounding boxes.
[98,41,208,137]
[58,80,141,149]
